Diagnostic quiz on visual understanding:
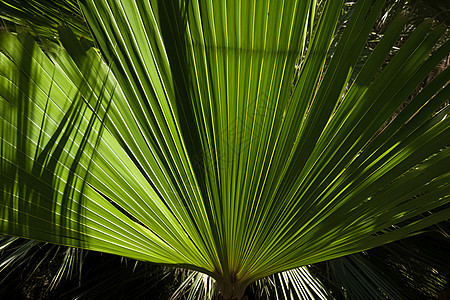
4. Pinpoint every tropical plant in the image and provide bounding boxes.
[0,0,449,298]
